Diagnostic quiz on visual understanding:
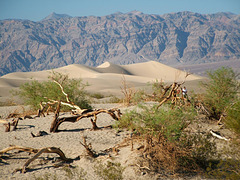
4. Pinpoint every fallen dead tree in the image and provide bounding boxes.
[50,105,122,132]
[0,145,72,173]
[30,75,123,133]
